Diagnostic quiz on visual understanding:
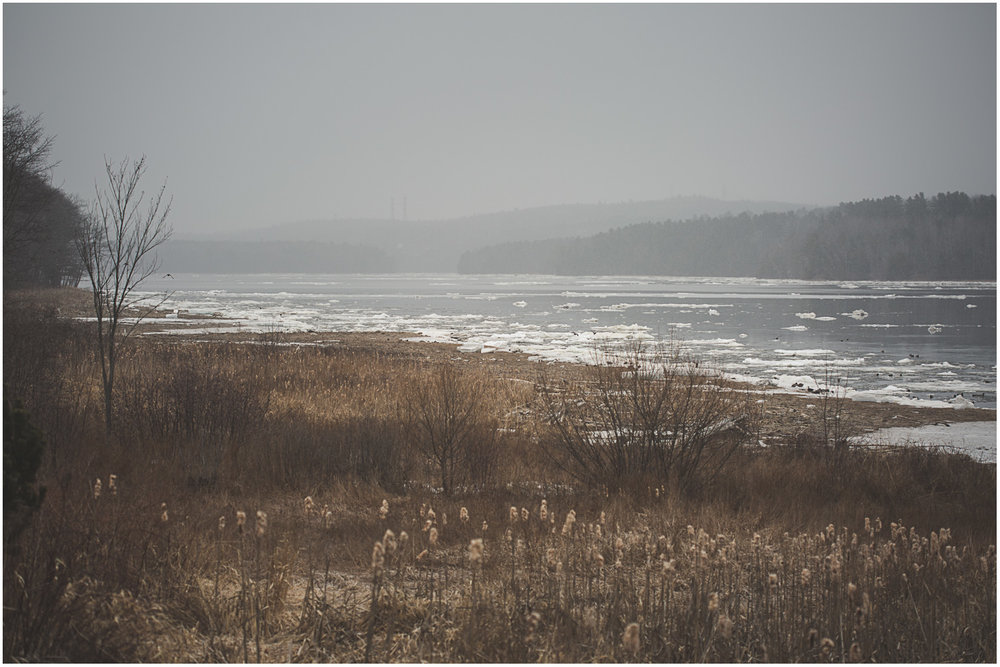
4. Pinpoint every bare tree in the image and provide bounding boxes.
[77,156,172,434]
[3,104,56,250]
[405,365,498,495]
